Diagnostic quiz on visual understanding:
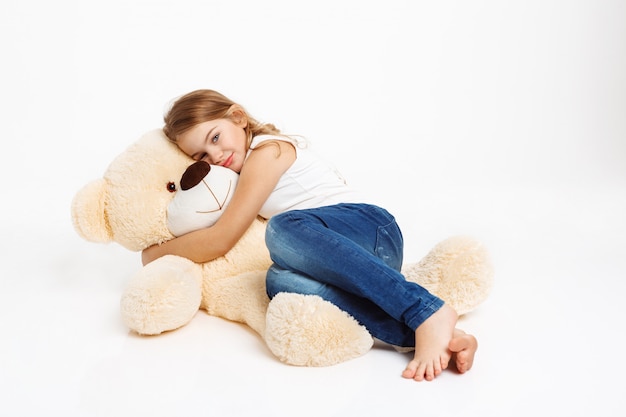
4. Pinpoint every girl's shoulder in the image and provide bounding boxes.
[250,134,309,150]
